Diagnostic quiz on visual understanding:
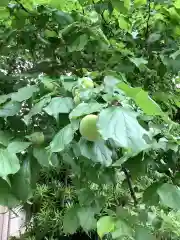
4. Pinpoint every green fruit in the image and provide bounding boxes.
[79,114,100,141]
[43,81,56,92]
[152,217,162,229]
[81,77,94,89]
[74,95,80,105]
[72,87,79,97]
[27,132,45,145]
